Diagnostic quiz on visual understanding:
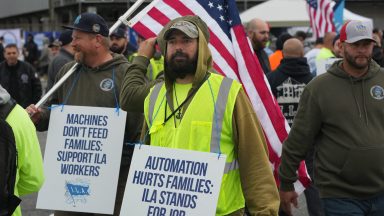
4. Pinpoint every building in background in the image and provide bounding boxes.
[0,0,382,32]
